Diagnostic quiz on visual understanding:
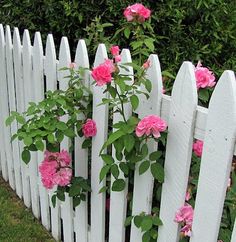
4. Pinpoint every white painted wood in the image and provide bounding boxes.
[190,71,236,242]
[130,54,163,242]
[90,44,109,242]
[45,34,57,91]
[74,39,90,242]
[22,29,40,218]
[58,37,74,242]
[33,31,51,230]
[108,49,133,242]
[231,219,236,242]
[5,25,18,190]
[158,62,198,242]
[12,27,24,198]
[44,34,61,241]
[0,24,9,181]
